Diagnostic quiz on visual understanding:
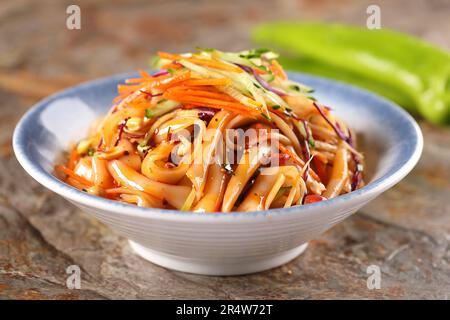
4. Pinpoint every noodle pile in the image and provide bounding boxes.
[56,49,364,212]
